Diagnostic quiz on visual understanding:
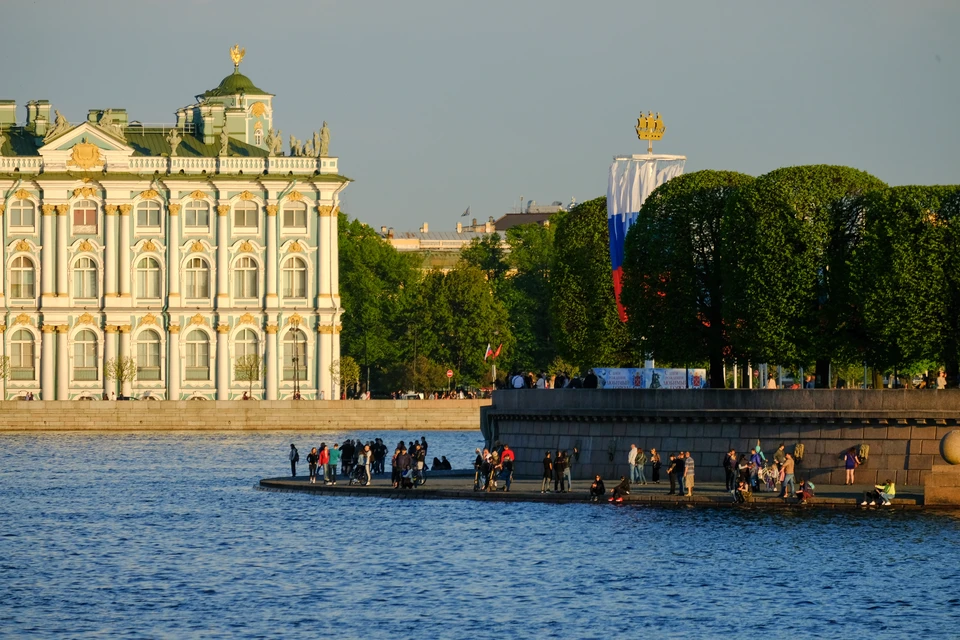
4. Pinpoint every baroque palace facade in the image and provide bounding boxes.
[0,49,346,400]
